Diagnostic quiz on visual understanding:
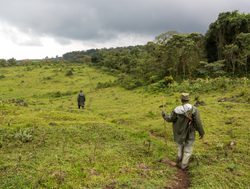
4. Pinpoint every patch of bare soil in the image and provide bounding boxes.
[160,158,190,189]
